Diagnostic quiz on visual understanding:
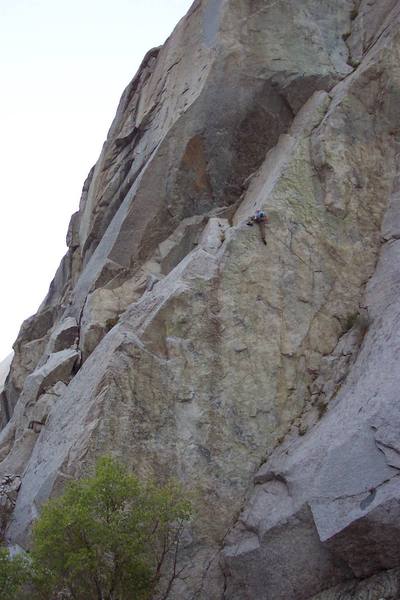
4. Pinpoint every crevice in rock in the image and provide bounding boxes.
[220,565,228,600]
[312,472,400,506]
[363,4,400,58]
[342,0,361,69]
[187,520,236,600]
[3,3,400,597]
[74,294,90,370]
